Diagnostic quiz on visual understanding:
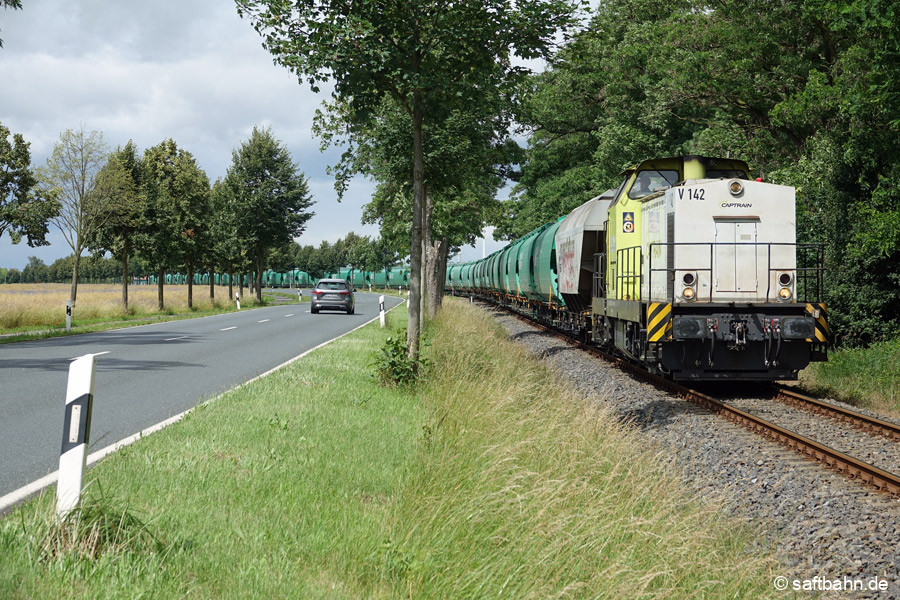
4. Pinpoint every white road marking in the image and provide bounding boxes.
[165,335,189,341]
[258,319,270,323]
[284,314,293,317]
[220,326,237,331]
